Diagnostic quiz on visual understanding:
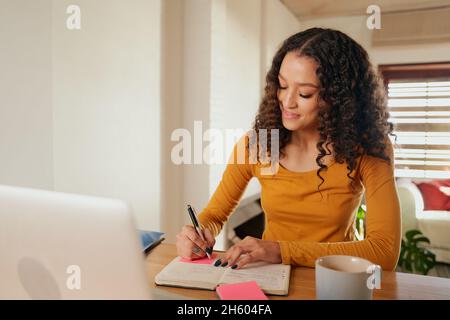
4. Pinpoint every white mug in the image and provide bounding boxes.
[315,255,382,300]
